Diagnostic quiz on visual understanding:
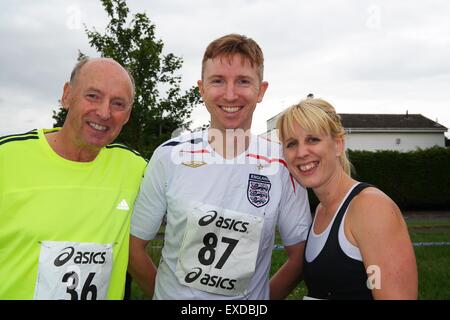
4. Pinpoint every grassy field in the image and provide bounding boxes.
[408,219,450,300]
[131,218,450,300]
